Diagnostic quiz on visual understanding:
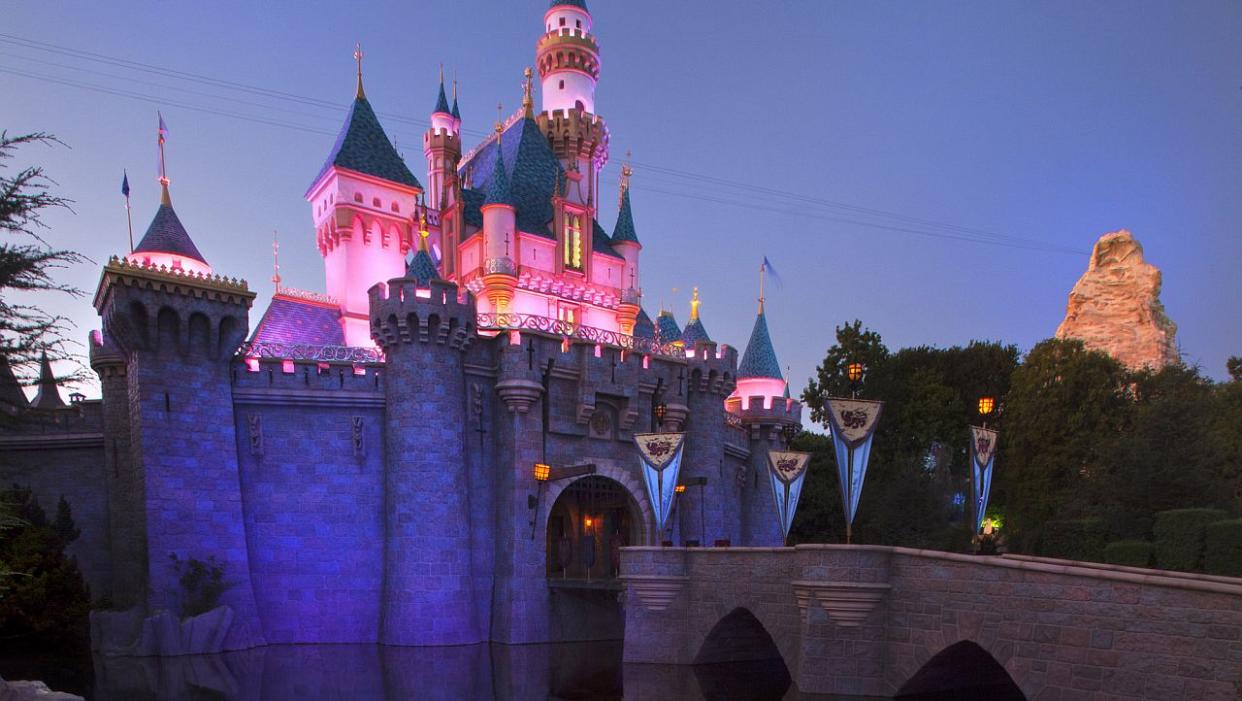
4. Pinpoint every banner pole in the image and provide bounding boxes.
[846,445,854,545]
